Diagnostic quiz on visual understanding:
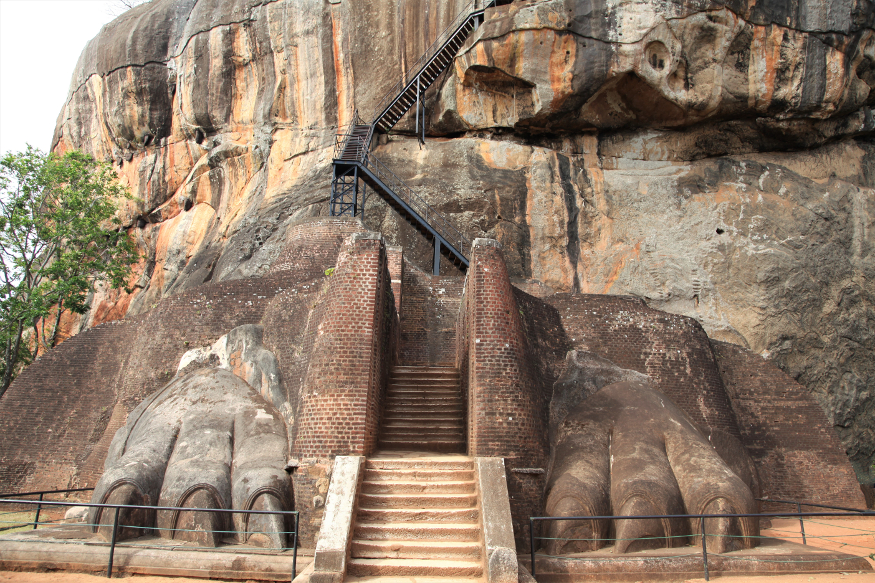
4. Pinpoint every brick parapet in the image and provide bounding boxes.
[461,239,549,548]
[292,233,397,459]
[711,340,865,508]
